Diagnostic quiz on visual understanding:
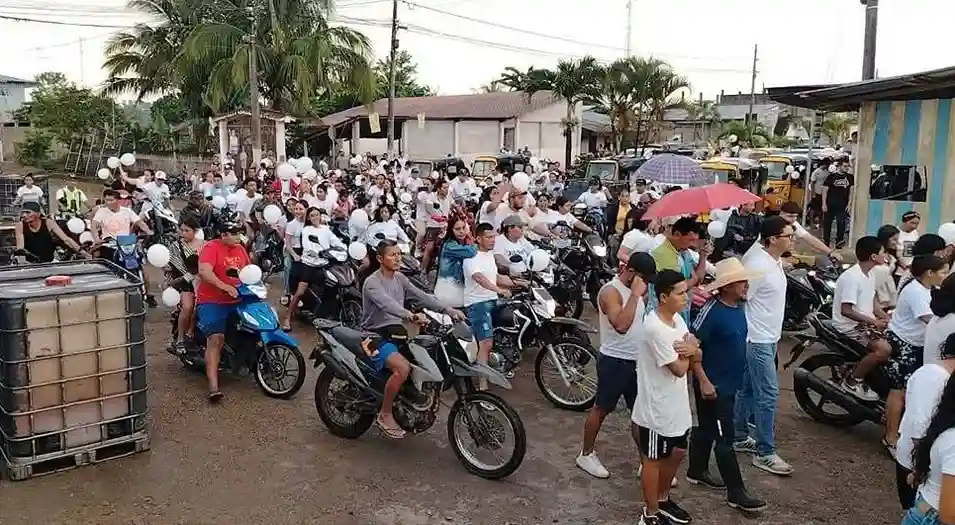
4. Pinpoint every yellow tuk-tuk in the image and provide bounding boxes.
[699,158,765,196]
[471,155,498,182]
[407,160,434,178]
[760,153,808,212]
